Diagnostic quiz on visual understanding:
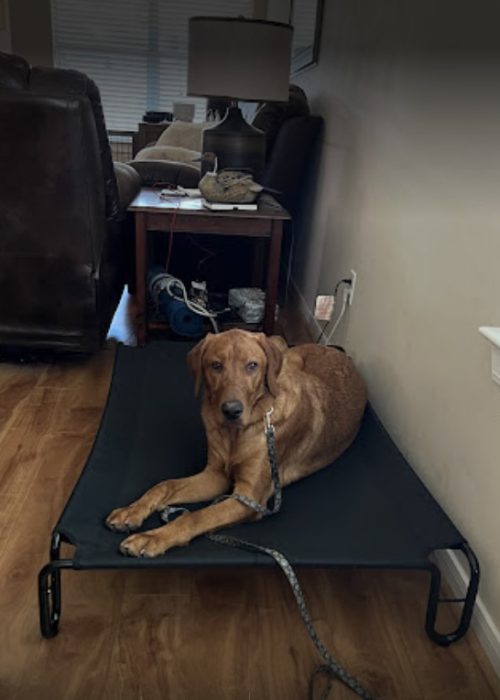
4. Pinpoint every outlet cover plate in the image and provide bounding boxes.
[314,295,335,321]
